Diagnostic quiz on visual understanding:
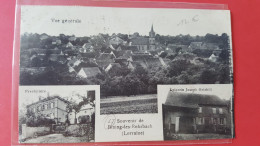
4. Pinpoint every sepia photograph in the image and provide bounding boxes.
[18,86,98,143]
[158,84,233,141]
[19,6,232,114]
